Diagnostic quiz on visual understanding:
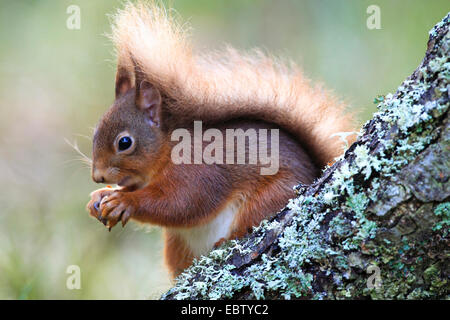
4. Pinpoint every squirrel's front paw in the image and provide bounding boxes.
[86,187,116,224]
[99,191,136,229]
